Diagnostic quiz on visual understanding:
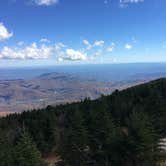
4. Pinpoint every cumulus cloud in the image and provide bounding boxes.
[32,0,59,6]
[0,41,87,61]
[93,40,105,47]
[58,49,87,61]
[125,43,132,50]
[0,43,53,59]
[0,38,136,62]
[83,39,105,49]
[0,23,13,41]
